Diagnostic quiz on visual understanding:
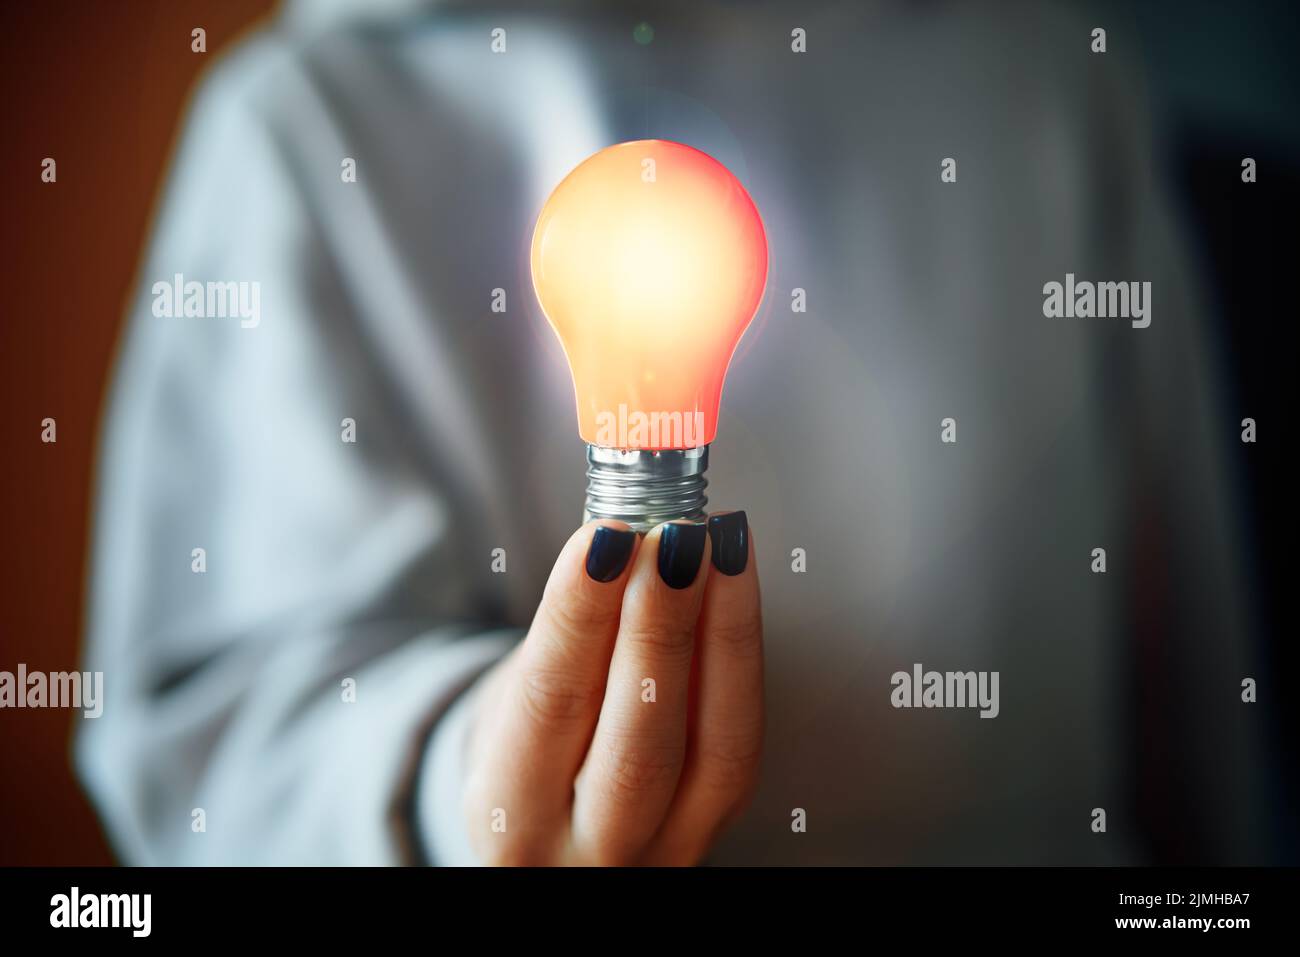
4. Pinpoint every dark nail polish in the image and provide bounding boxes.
[585,526,636,583]
[657,522,708,589]
[708,511,749,576]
